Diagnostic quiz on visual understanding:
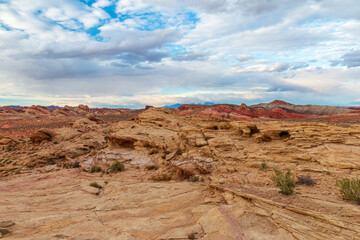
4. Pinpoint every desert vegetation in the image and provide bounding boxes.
[272,168,295,195]
[109,161,125,172]
[296,175,316,186]
[336,178,360,204]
